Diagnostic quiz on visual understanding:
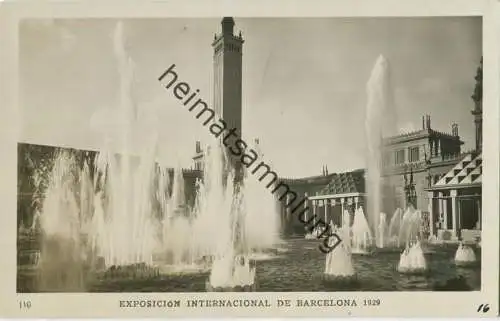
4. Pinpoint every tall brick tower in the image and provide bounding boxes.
[212,17,244,181]
[471,58,482,152]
